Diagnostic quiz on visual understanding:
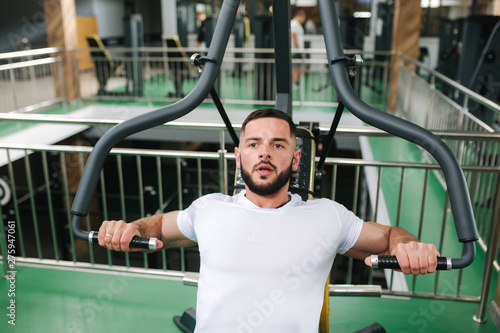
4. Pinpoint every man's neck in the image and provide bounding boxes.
[244,187,290,209]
